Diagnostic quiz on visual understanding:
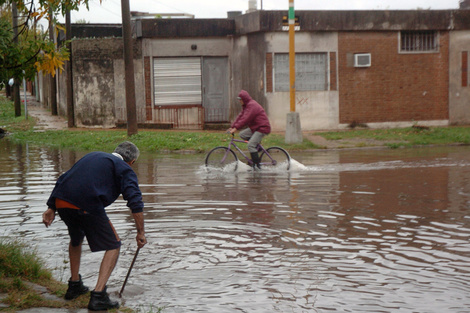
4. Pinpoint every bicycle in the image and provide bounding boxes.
[205,133,291,171]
